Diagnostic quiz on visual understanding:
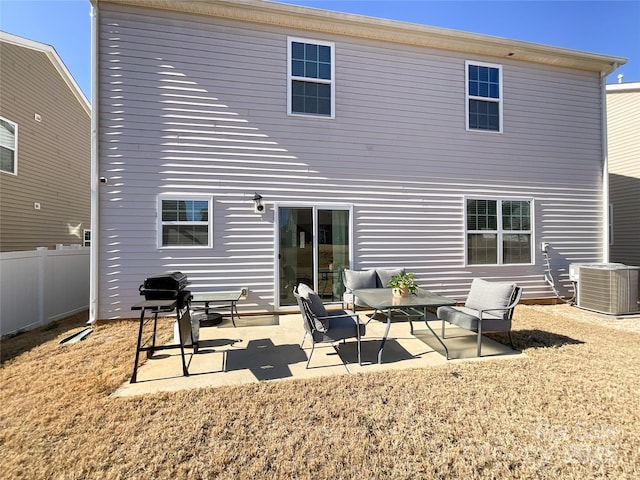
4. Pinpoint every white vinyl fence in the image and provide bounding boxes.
[0,246,90,337]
